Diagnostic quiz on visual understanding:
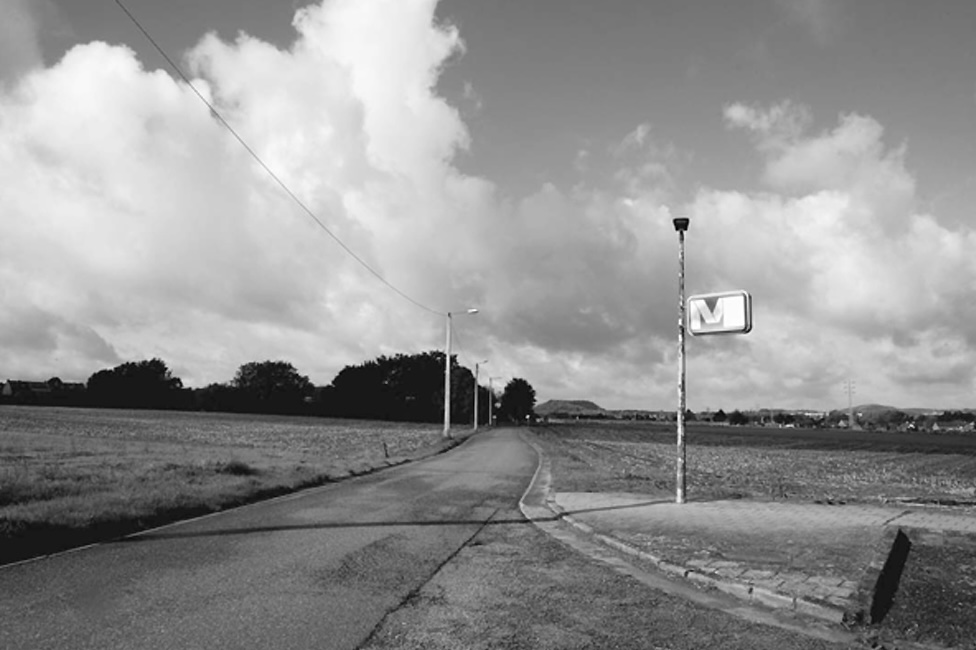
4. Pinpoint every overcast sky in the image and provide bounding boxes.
[2,0,976,411]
